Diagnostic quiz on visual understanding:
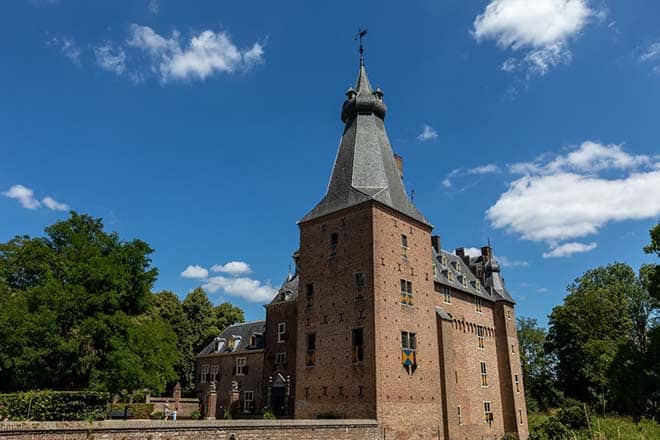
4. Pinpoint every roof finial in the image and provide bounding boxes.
[355,28,368,65]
